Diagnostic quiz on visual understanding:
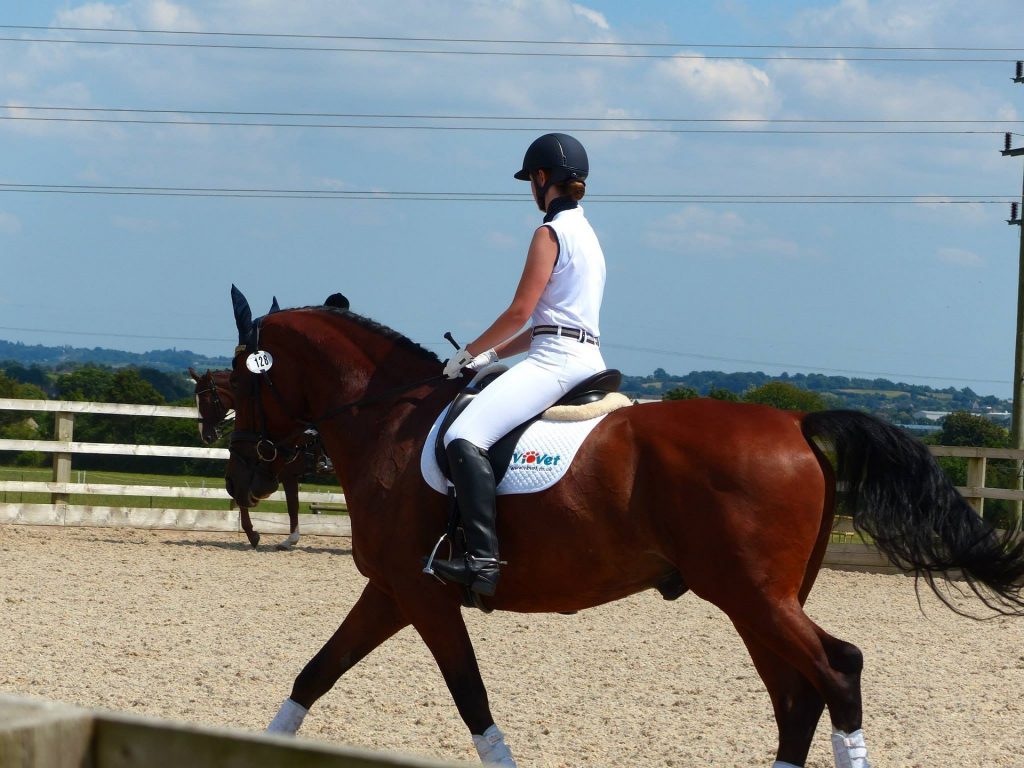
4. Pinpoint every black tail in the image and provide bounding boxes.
[802,410,1024,616]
